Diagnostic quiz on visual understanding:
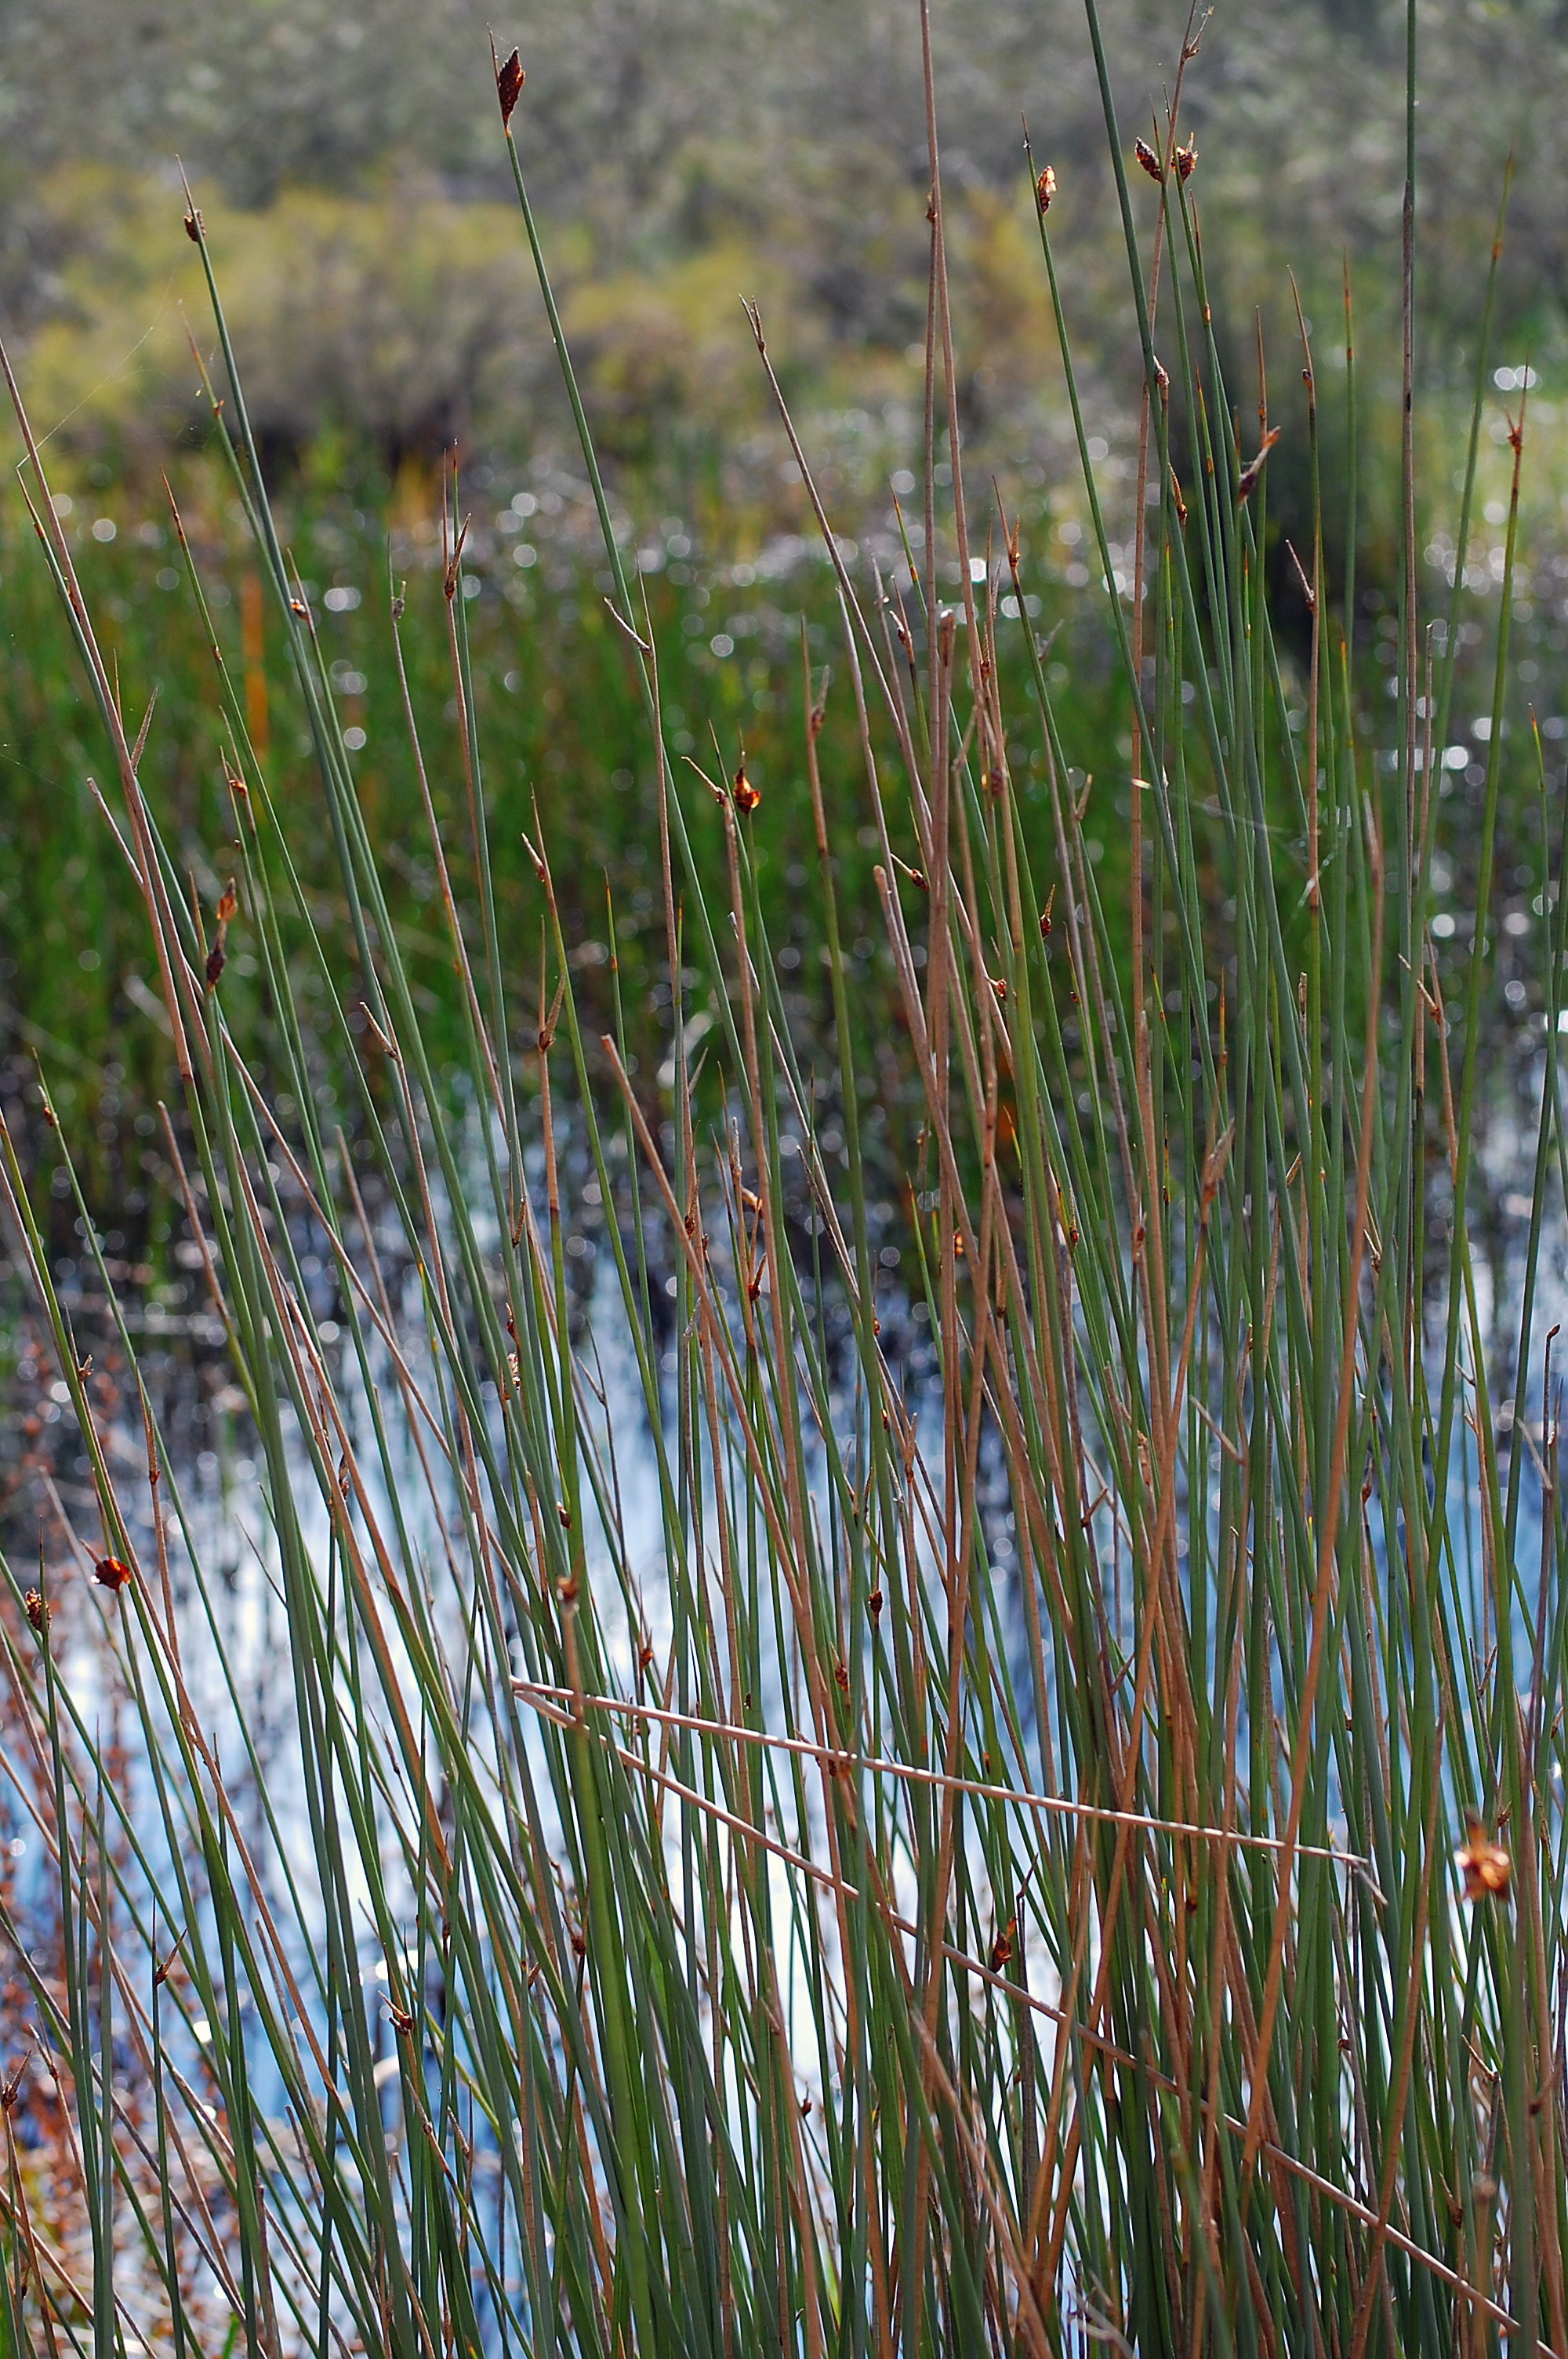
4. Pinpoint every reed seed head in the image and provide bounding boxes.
[1457,1815,1511,1902]
[1237,427,1281,503]
[496,48,525,128]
